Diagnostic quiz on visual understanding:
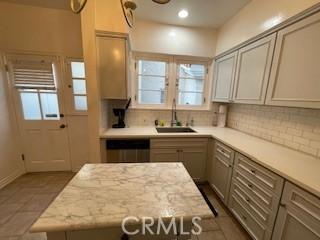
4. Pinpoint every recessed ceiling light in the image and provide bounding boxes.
[178,9,189,18]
